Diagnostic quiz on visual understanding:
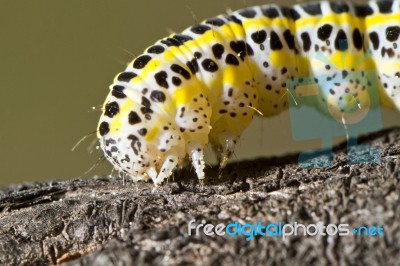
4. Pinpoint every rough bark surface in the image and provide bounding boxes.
[0,128,399,266]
